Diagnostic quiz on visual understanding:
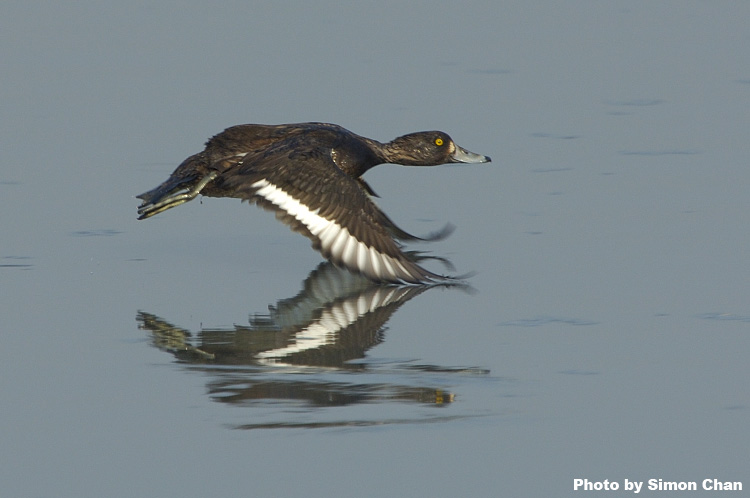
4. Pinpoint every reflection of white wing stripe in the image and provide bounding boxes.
[252,179,423,283]
[255,286,407,364]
